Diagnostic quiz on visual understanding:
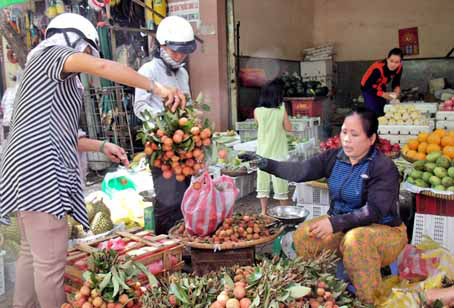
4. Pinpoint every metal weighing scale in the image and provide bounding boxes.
[268,205,310,258]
